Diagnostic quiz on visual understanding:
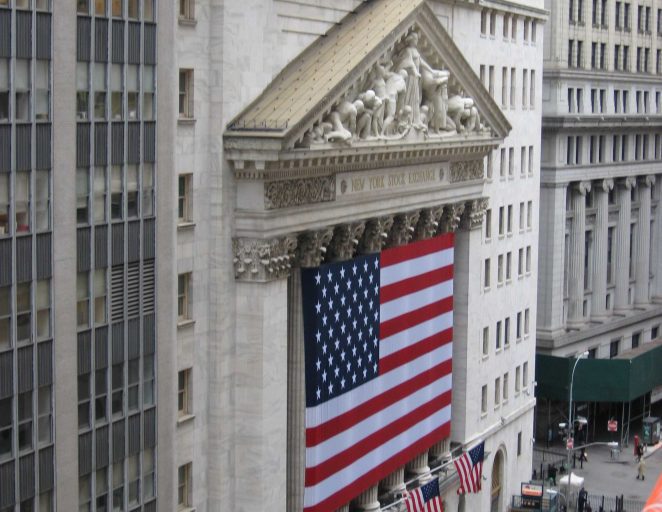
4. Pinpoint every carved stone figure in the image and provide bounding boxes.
[447,92,481,133]
[421,68,451,133]
[356,90,383,139]
[383,68,408,135]
[325,100,364,143]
